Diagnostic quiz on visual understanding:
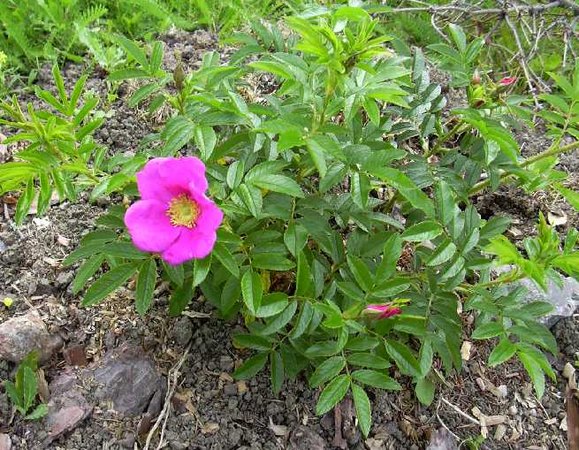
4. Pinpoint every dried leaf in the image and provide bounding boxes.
[268,417,288,436]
